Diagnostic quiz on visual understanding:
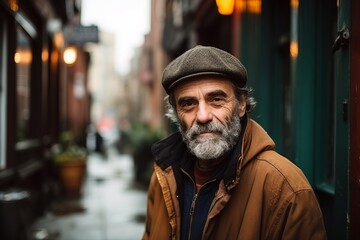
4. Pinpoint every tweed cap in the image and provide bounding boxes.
[162,45,247,94]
